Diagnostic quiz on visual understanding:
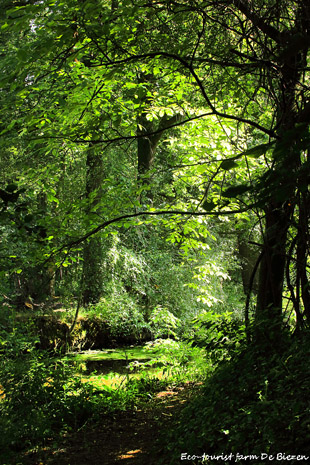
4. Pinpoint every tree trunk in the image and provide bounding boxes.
[256,202,291,324]
[297,191,310,323]
[82,147,105,306]
[254,0,309,335]
[237,233,259,296]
